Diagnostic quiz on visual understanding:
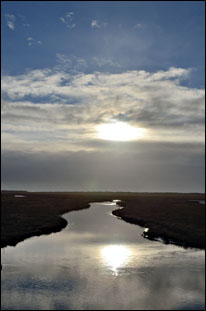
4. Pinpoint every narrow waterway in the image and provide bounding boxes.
[1,201,205,310]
